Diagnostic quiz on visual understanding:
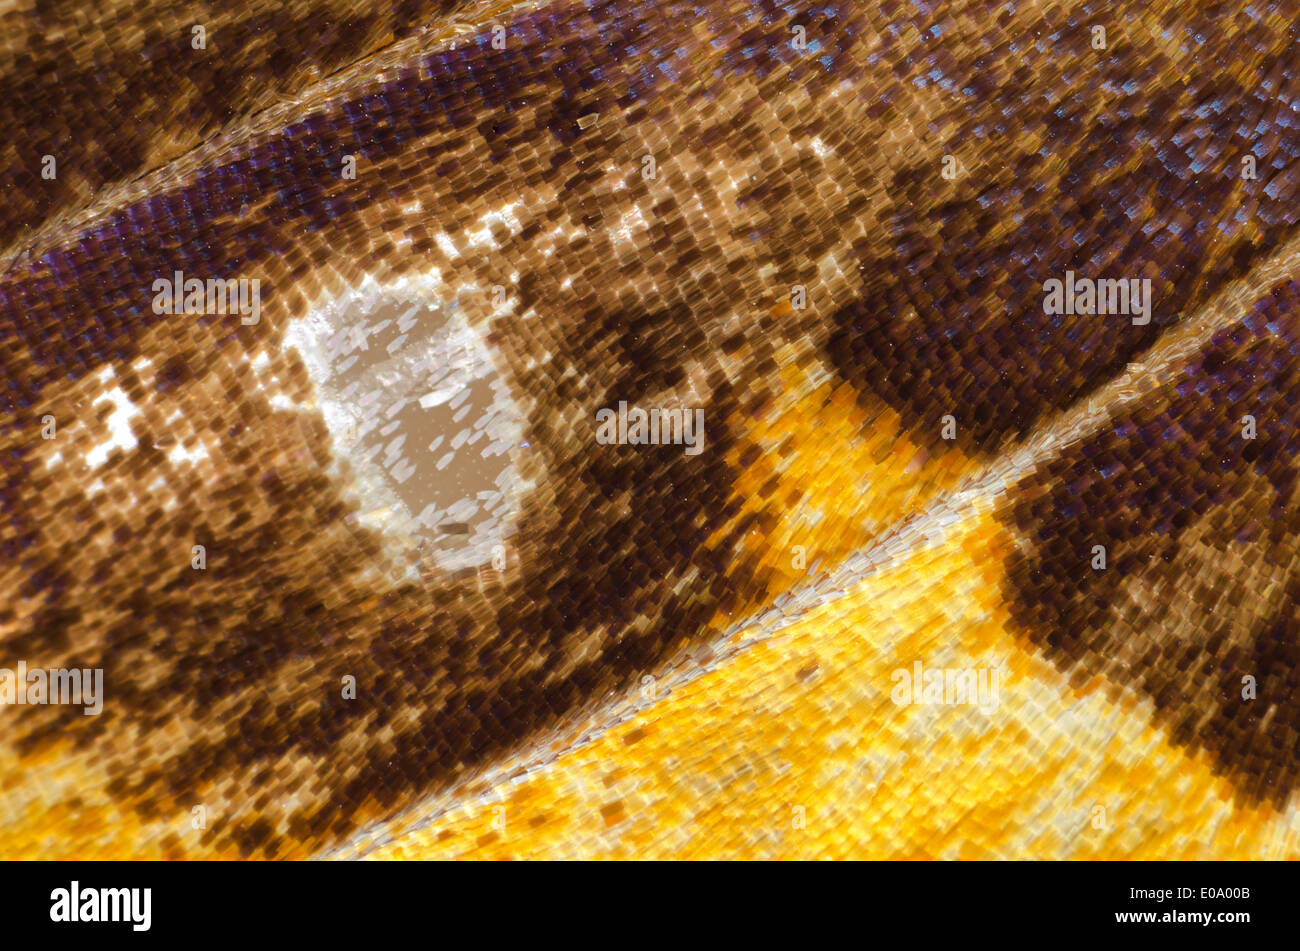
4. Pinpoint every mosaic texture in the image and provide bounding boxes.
[0,0,1298,859]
